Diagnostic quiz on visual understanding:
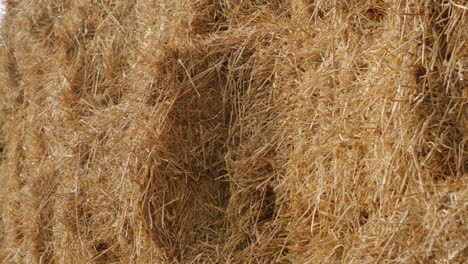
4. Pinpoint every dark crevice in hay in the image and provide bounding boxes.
[5,49,23,106]
[121,220,135,245]
[415,3,466,181]
[69,188,122,262]
[78,143,91,168]
[359,210,369,226]
[414,65,426,86]
[141,47,234,261]
[38,204,55,263]
[94,241,117,262]
[259,184,276,222]
[142,32,279,259]
[63,37,82,64]
[364,6,385,23]
[353,60,369,83]
[6,49,20,87]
